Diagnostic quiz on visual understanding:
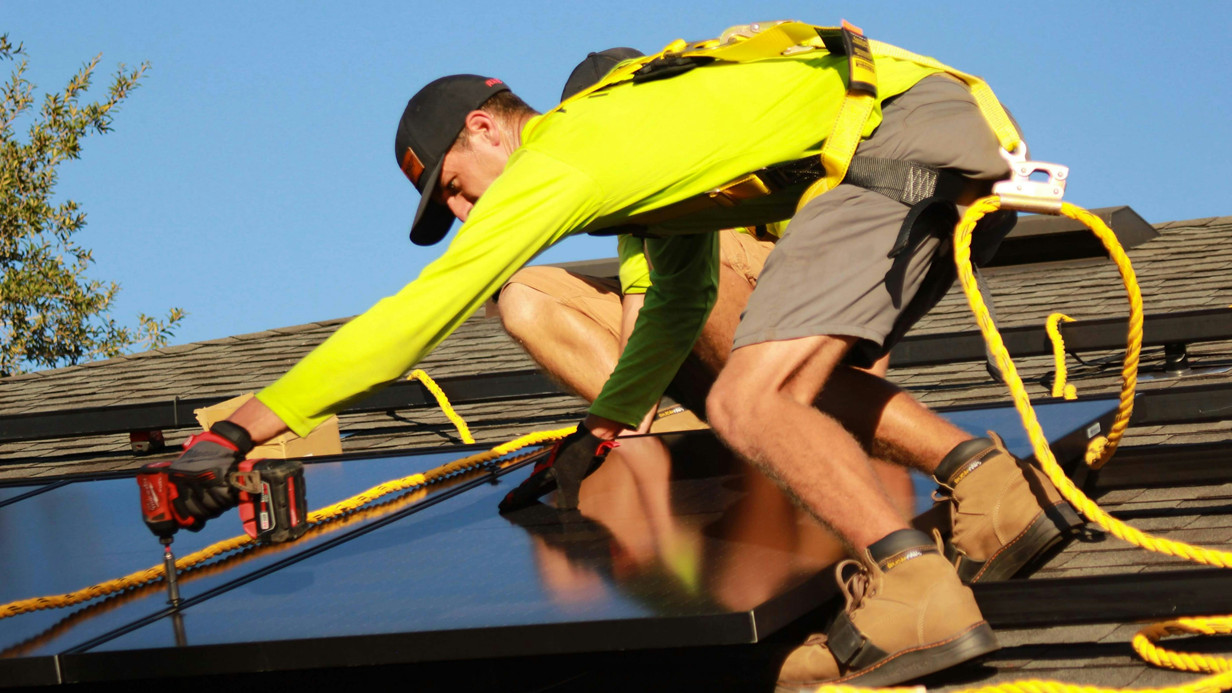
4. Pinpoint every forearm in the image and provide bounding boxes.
[584,412,630,440]
[589,233,718,428]
[227,397,289,444]
[256,279,490,436]
[616,293,658,435]
[259,151,602,436]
